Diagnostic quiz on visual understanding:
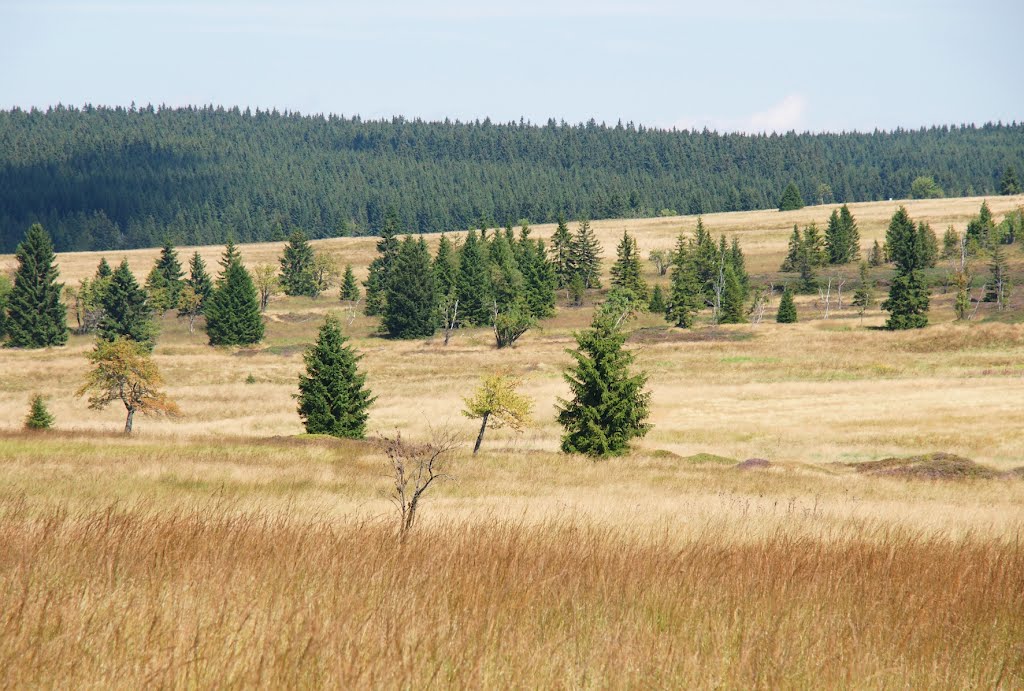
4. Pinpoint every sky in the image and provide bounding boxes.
[1,0,1022,133]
